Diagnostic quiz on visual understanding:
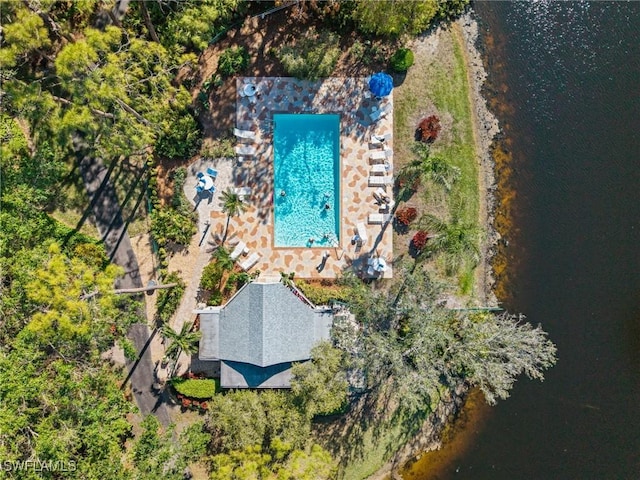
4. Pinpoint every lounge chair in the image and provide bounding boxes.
[234,128,256,140]
[375,187,389,200]
[233,187,252,199]
[370,163,392,175]
[235,145,256,156]
[368,176,394,187]
[369,148,392,162]
[230,241,248,260]
[240,252,260,271]
[206,167,218,178]
[368,213,393,224]
[369,104,392,123]
[356,222,368,245]
[369,133,392,146]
